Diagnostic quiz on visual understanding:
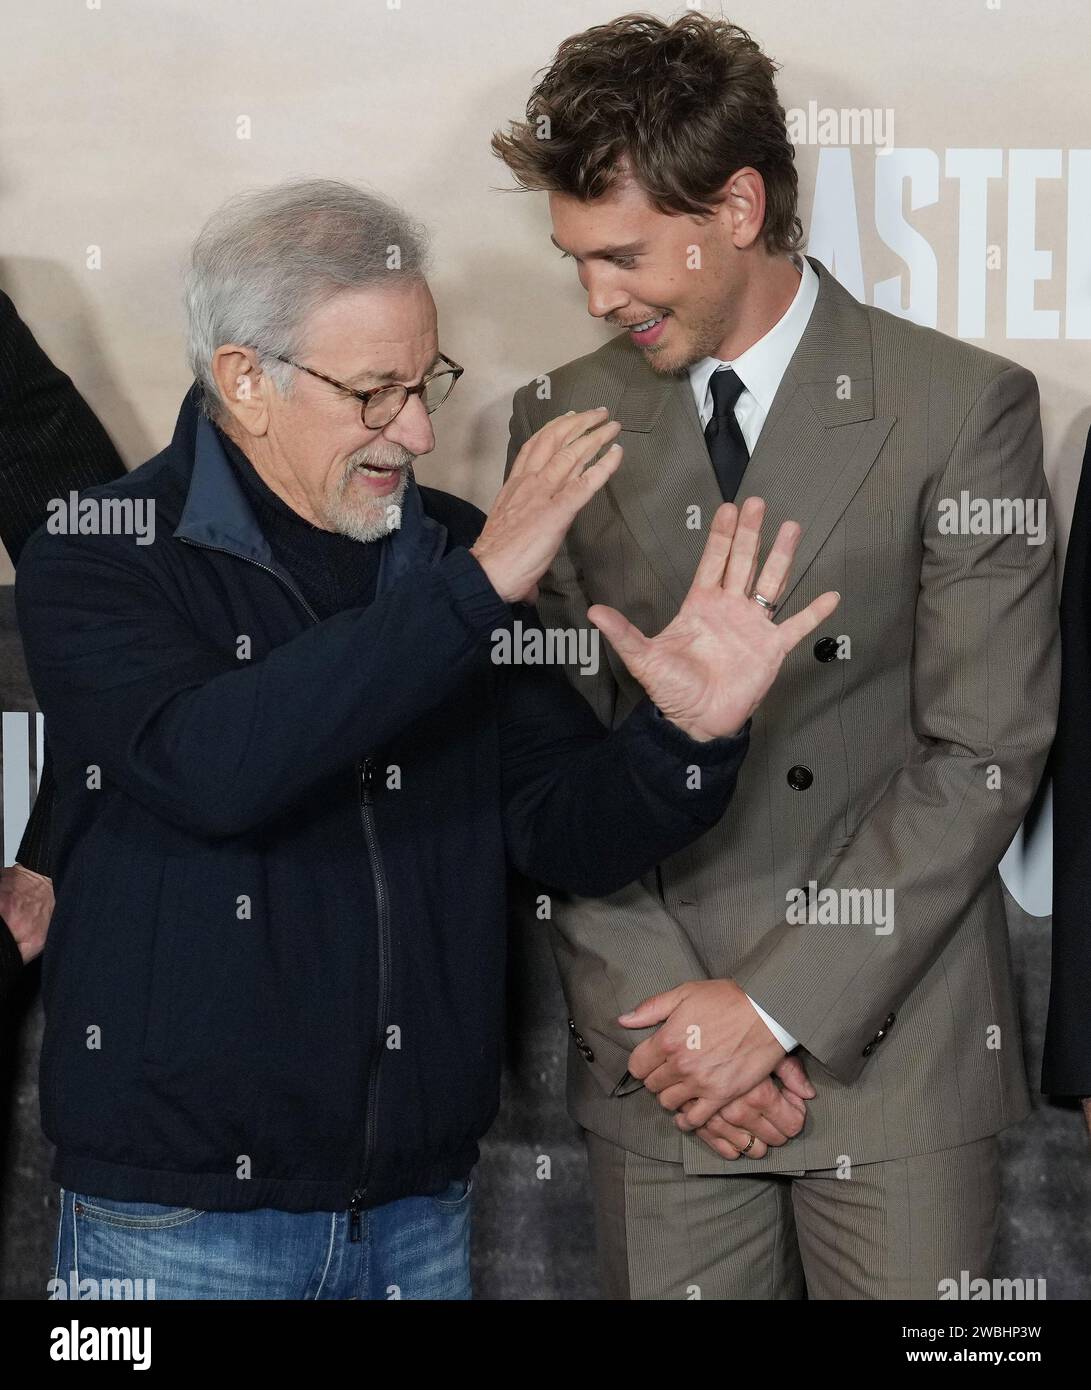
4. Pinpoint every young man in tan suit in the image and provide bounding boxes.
[493,13,1059,1299]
